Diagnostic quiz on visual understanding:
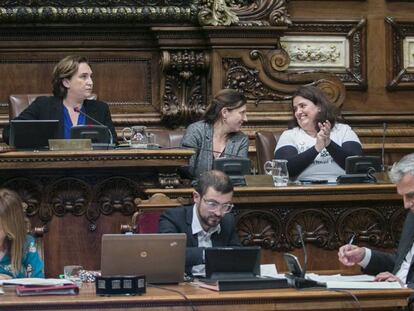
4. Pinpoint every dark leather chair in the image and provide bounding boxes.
[9,93,97,119]
[255,131,281,174]
[150,129,184,148]
[9,94,51,119]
